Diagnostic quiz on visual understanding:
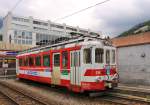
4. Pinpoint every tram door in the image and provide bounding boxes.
[52,53,61,85]
[70,51,80,86]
